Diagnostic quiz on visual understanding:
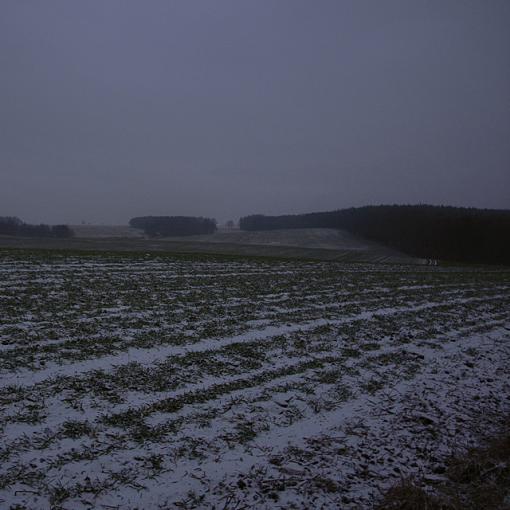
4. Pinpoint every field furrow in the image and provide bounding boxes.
[0,250,508,509]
